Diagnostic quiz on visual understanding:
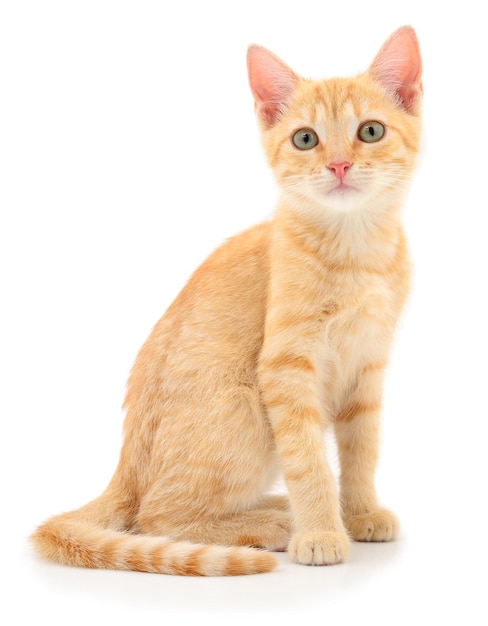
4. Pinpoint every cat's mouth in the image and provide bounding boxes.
[328,183,359,195]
